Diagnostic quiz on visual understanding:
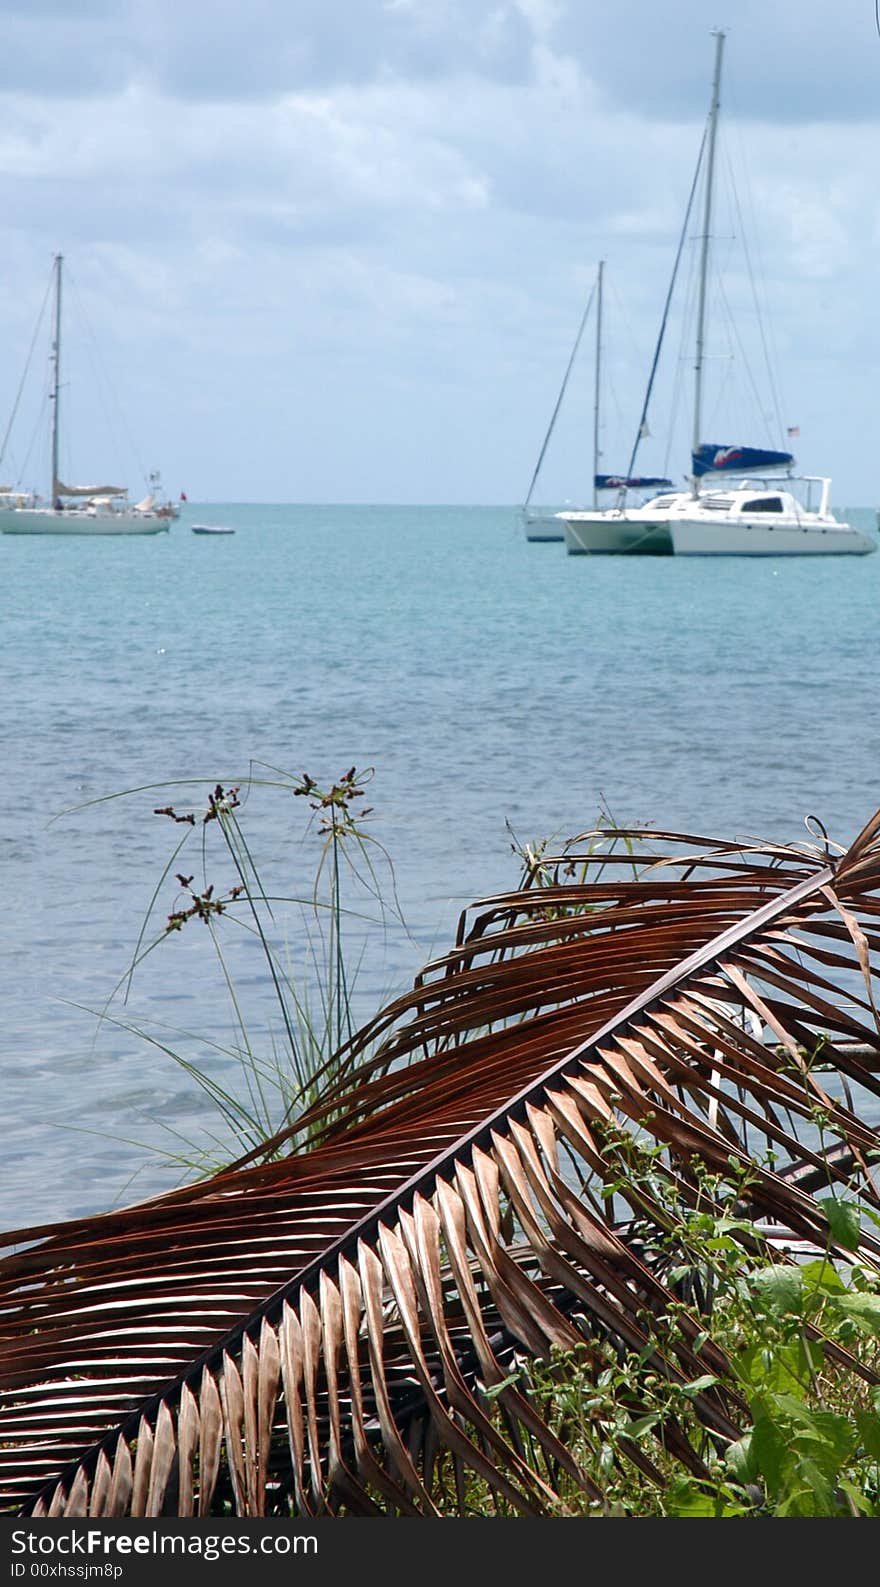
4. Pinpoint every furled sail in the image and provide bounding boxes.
[595,474,674,490]
[55,480,127,498]
[691,444,794,478]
